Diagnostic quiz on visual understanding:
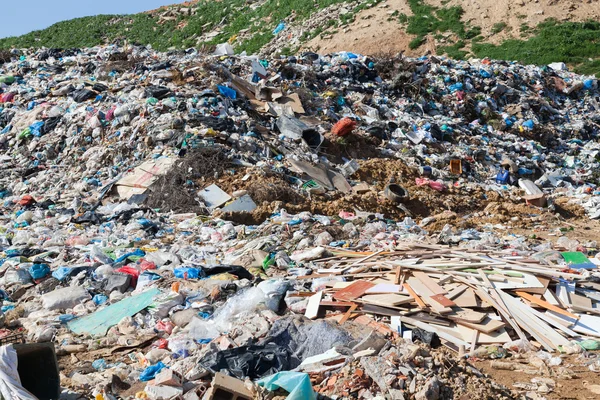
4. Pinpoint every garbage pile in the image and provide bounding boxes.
[0,45,599,399]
